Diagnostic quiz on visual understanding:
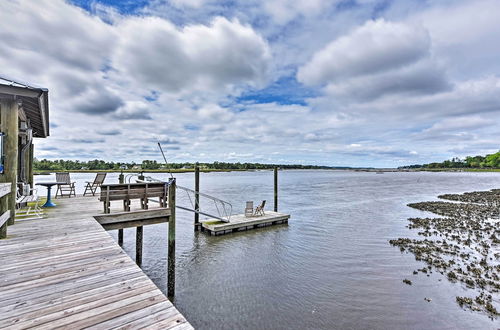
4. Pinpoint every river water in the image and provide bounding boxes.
[35,170,500,329]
